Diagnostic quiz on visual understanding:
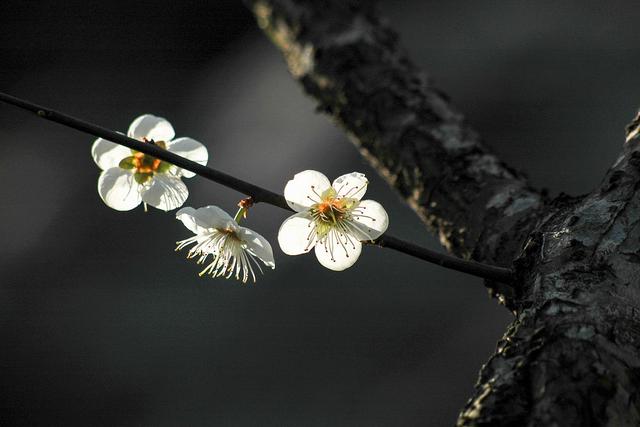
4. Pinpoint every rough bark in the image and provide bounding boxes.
[246,0,640,425]
[457,139,640,426]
